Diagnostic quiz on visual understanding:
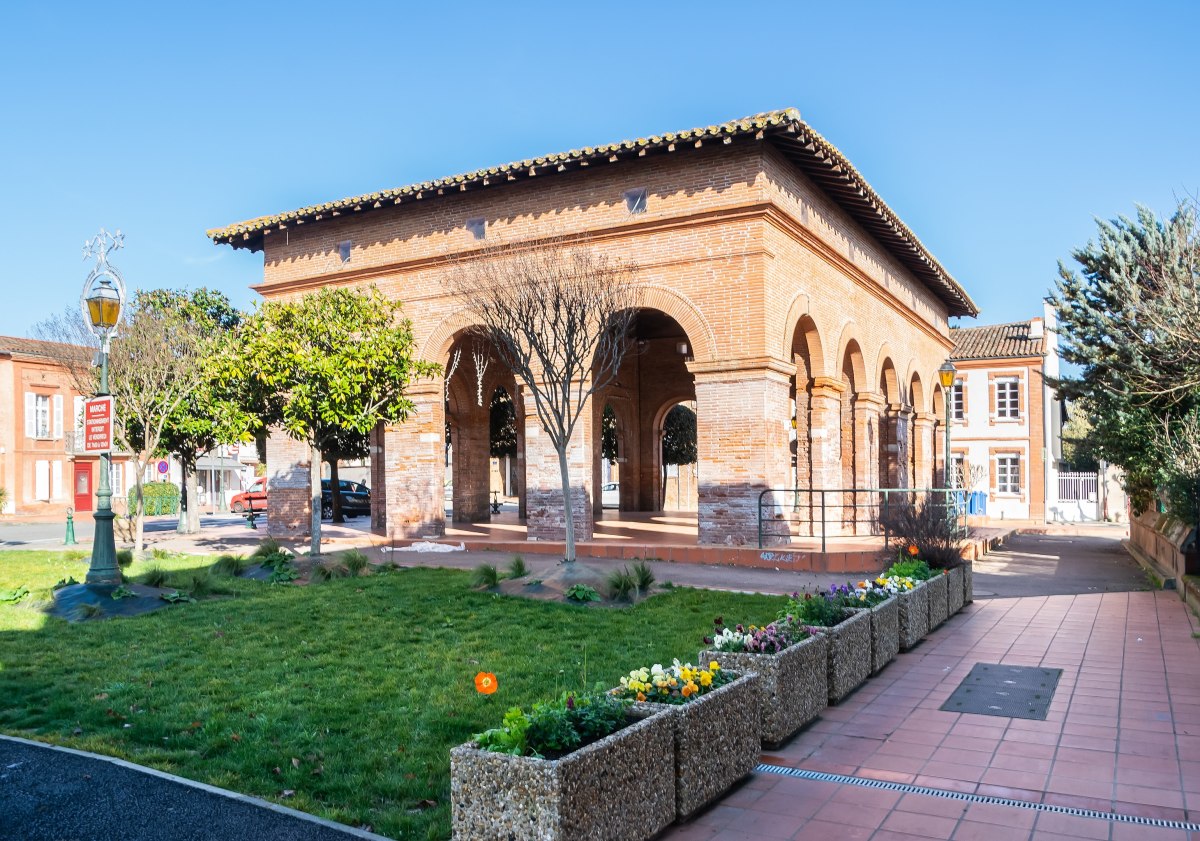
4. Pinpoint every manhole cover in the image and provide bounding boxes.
[940,663,1062,720]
